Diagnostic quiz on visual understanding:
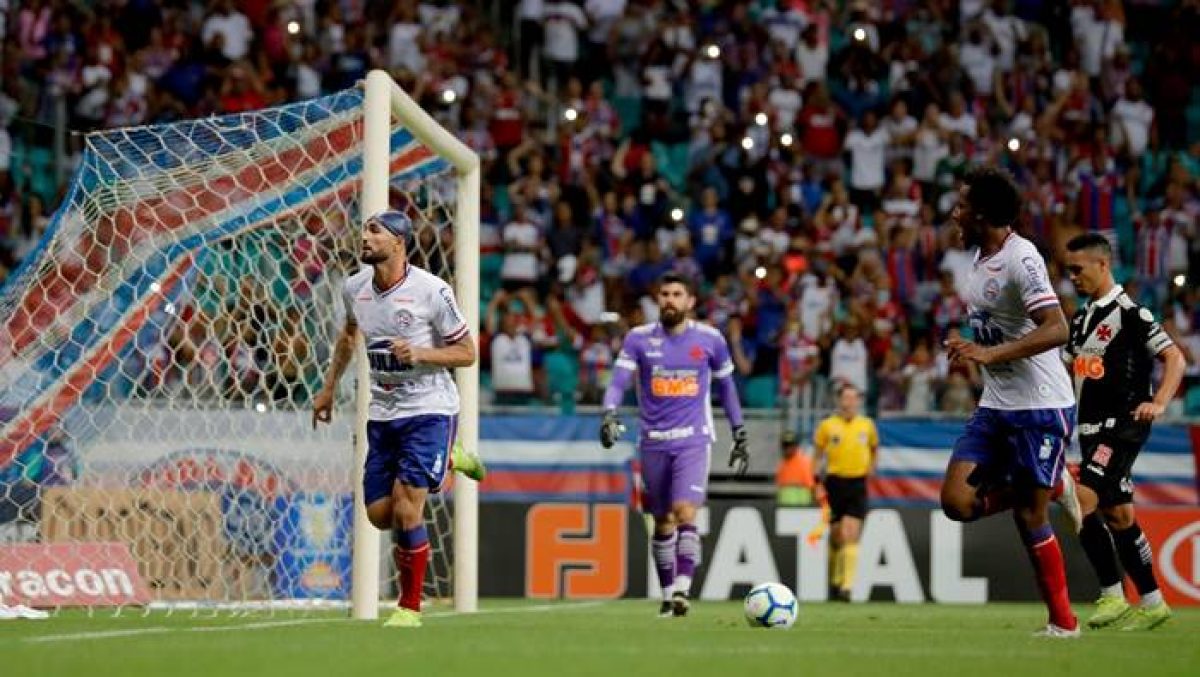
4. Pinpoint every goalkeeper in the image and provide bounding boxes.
[600,272,747,618]
[312,210,486,628]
